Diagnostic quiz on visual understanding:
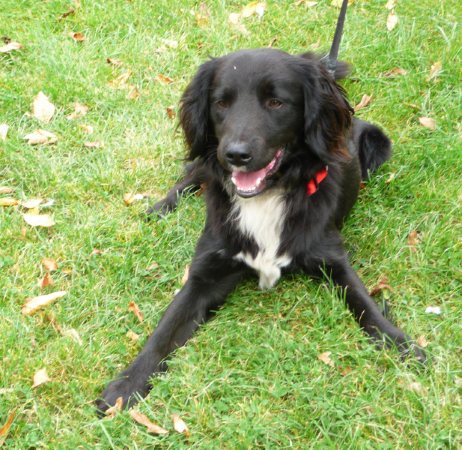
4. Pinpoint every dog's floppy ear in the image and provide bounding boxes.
[180,58,219,161]
[299,52,351,81]
[295,58,352,162]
